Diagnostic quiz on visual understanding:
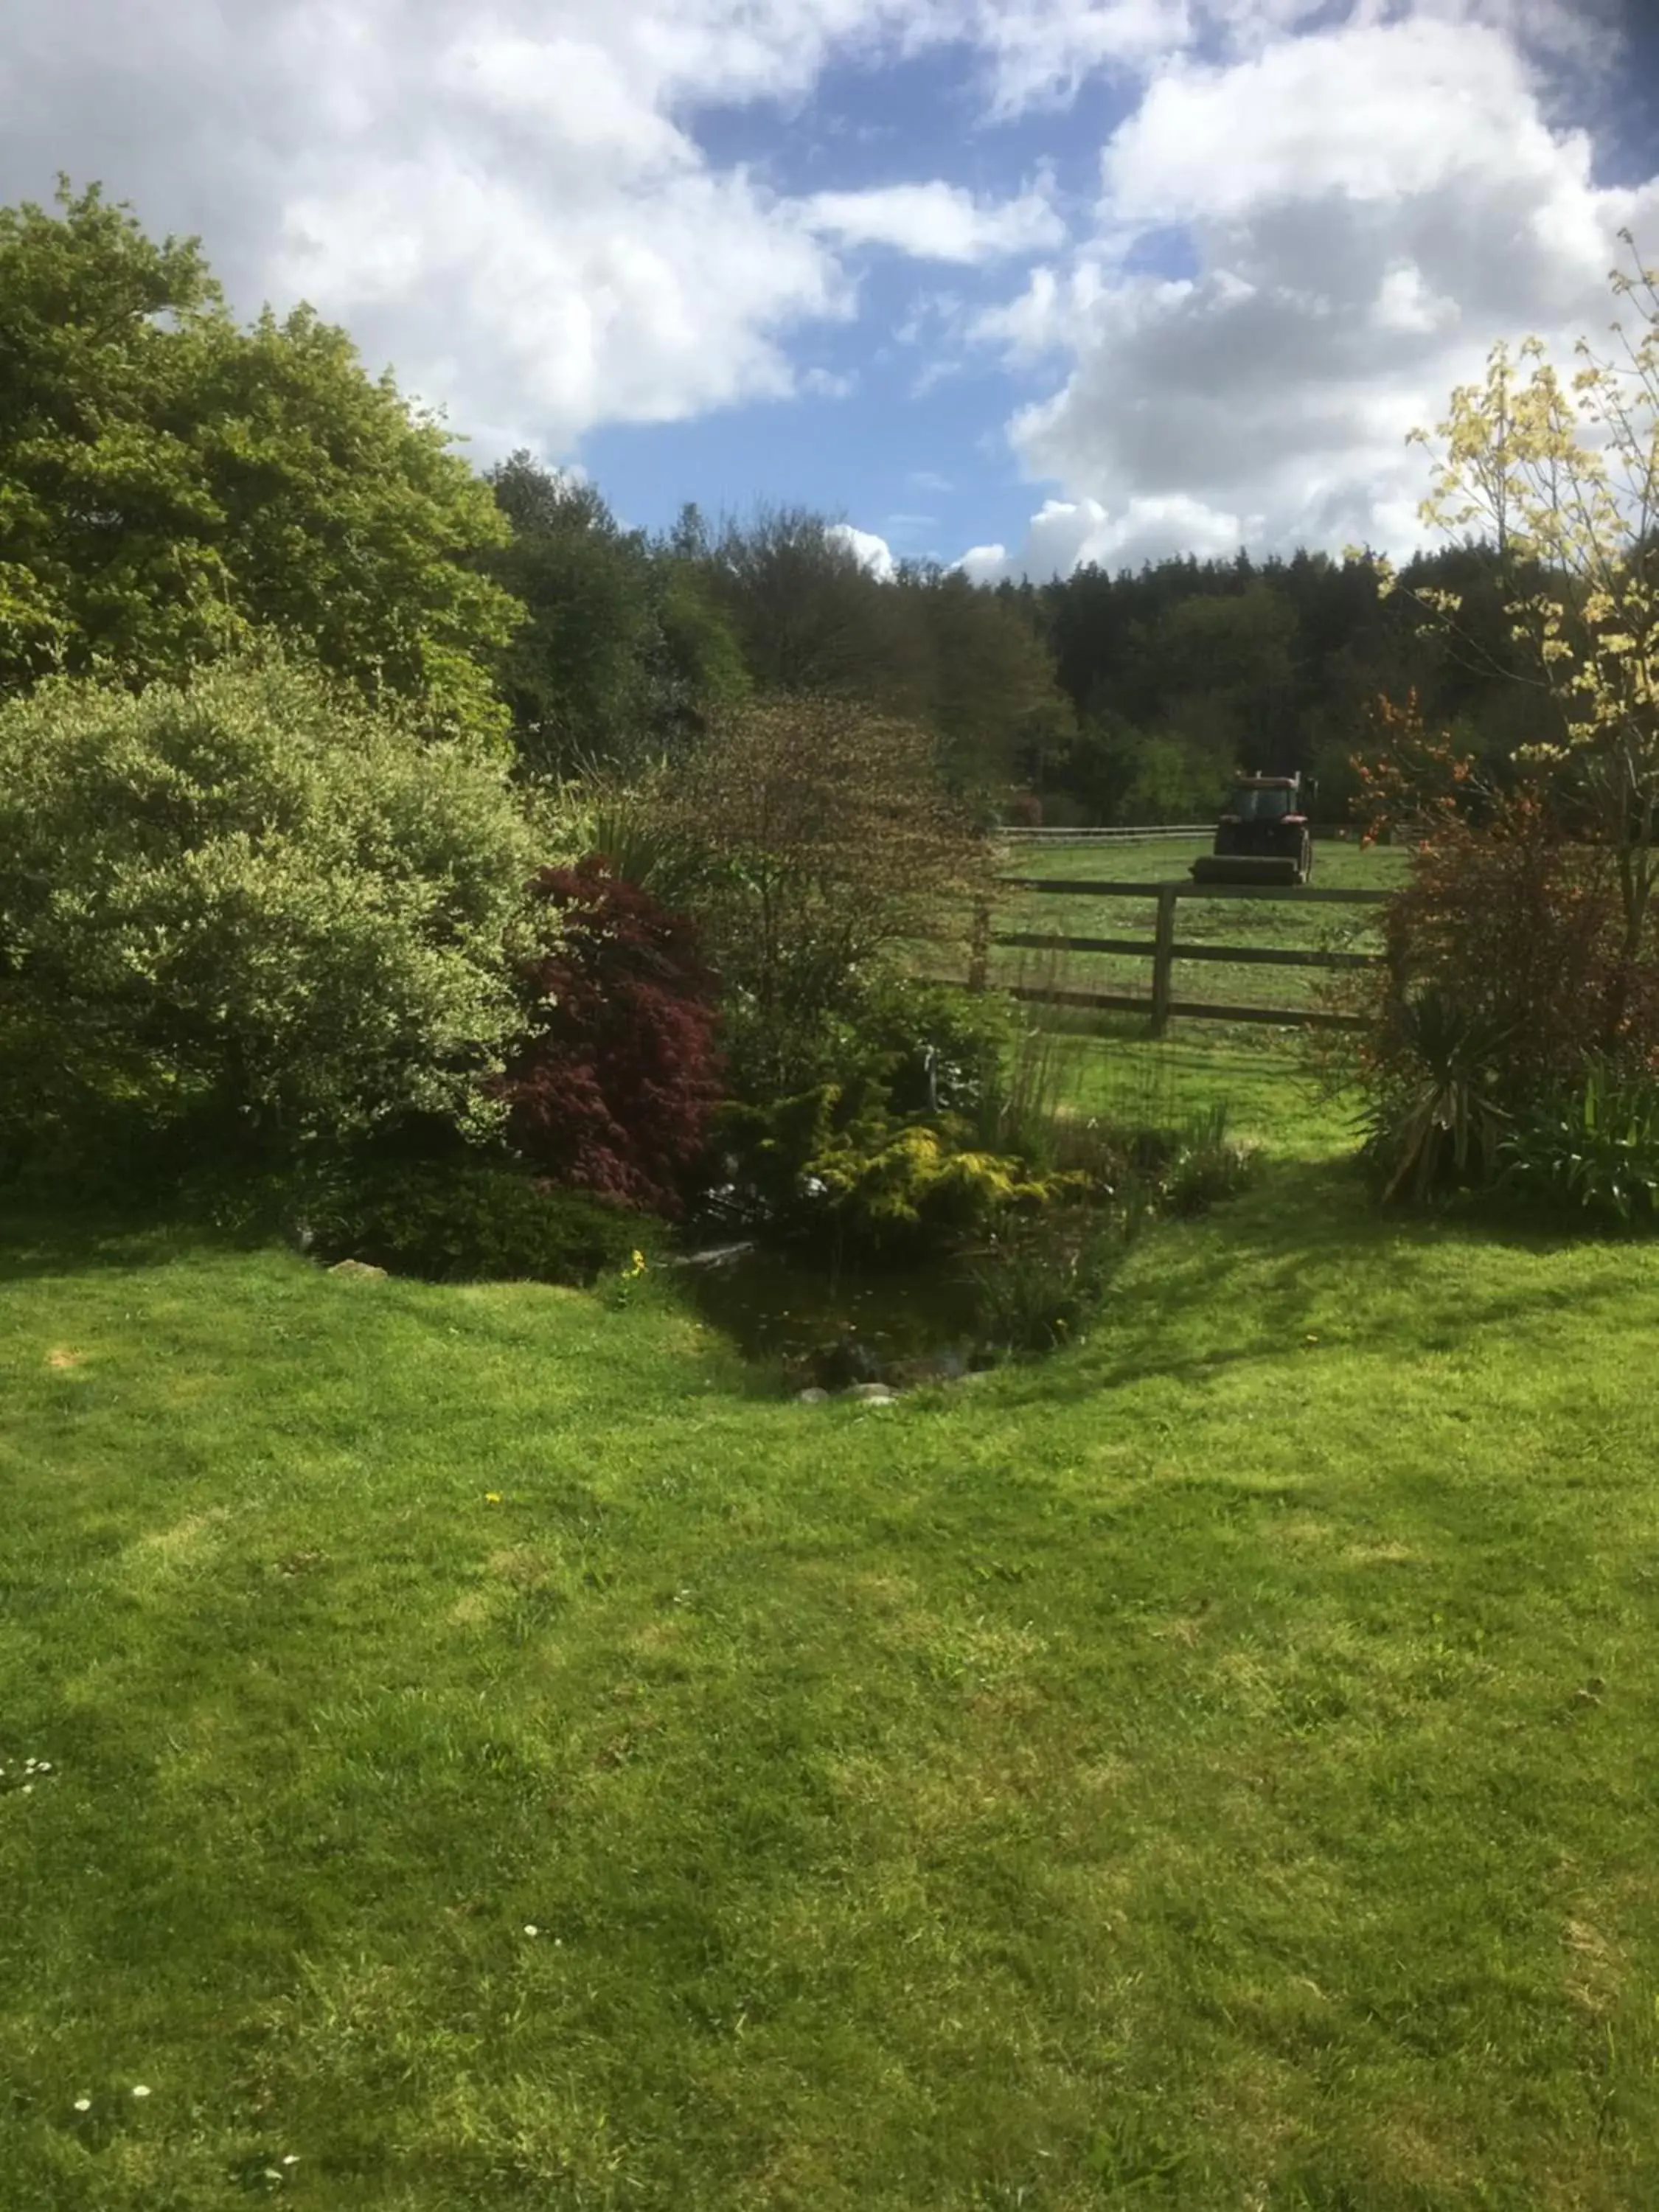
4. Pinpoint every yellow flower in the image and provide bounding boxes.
[484,1492,502,1505]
